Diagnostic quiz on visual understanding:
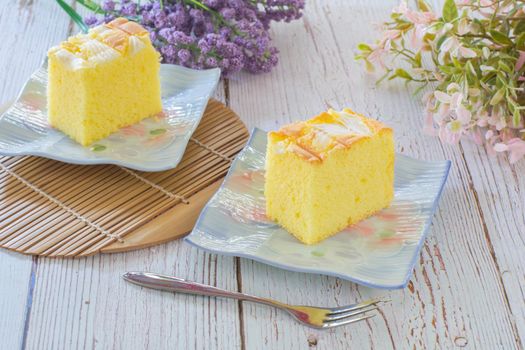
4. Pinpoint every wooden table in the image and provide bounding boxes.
[1,1,523,349]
